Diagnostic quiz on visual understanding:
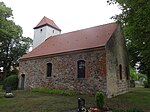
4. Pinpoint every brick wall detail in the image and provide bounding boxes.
[99,53,106,77]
